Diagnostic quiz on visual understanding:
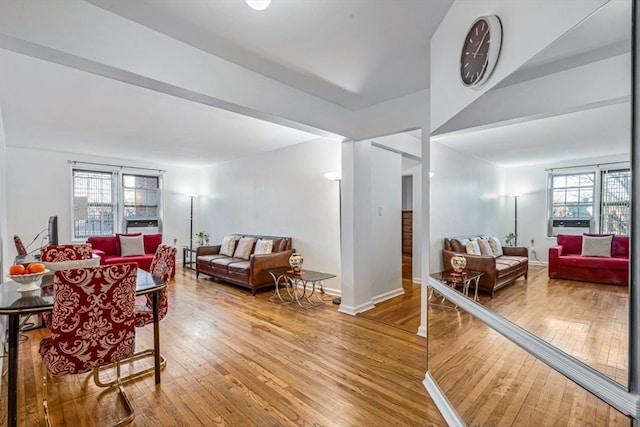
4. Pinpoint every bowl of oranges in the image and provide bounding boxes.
[8,263,49,293]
